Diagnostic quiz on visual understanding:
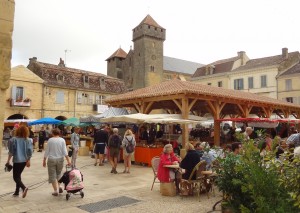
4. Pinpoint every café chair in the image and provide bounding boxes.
[151,156,161,190]
[179,160,207,201]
